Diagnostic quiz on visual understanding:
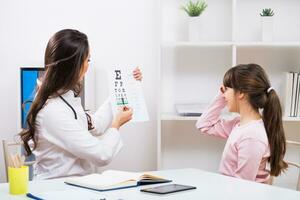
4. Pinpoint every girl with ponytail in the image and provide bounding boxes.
[196,63,287,183]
